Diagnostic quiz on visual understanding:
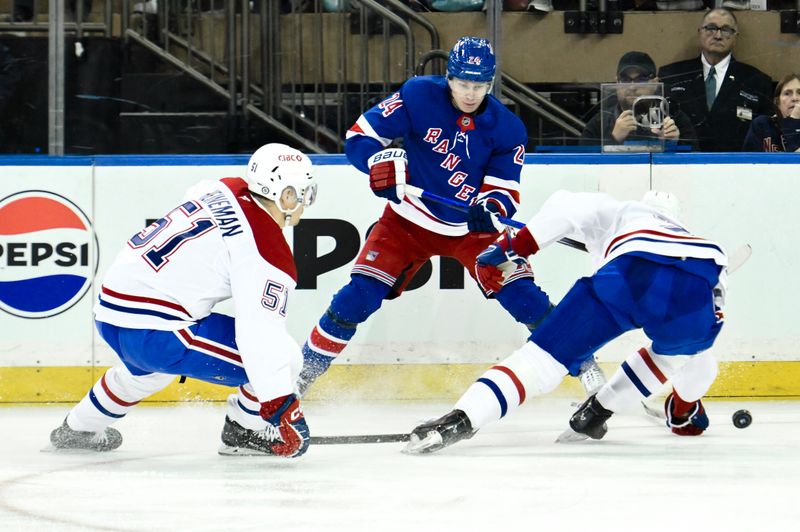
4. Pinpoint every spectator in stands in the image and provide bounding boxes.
[580,51,698,150]
[742,73,800,152]
[657,8,772,152]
